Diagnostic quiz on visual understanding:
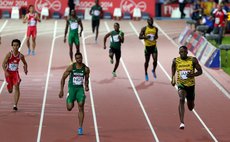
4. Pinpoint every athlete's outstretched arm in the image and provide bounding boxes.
[64,19,69,43]
[171,58,177,86]
[103,32,111,49]
[78,19,83,37]
[187,57,203,78]
[59,65,72,98]
[84,66,90,91]
[21,54,28,75]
